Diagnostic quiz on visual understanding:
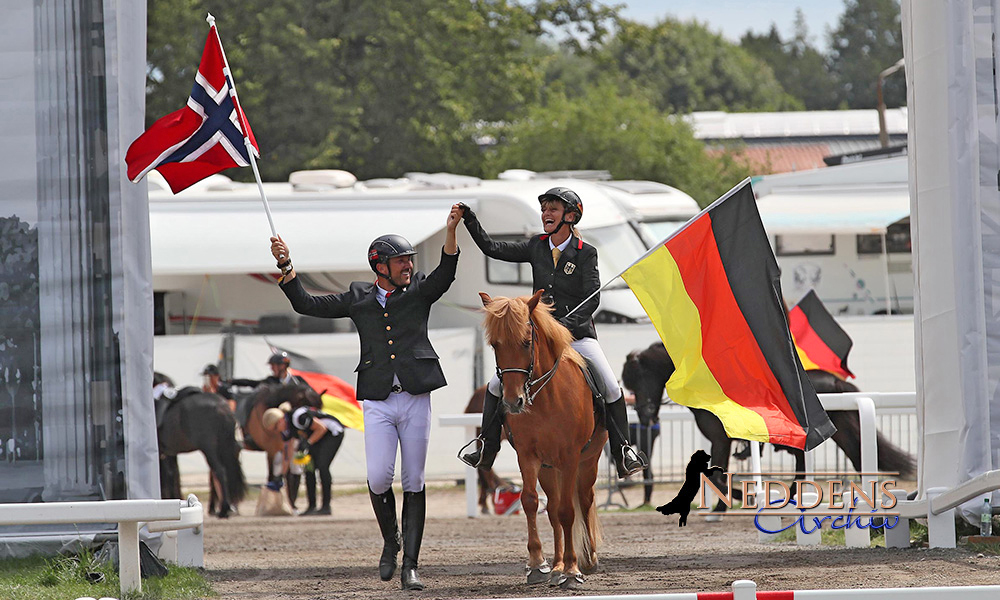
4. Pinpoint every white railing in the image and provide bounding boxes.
[0,495,204,595]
